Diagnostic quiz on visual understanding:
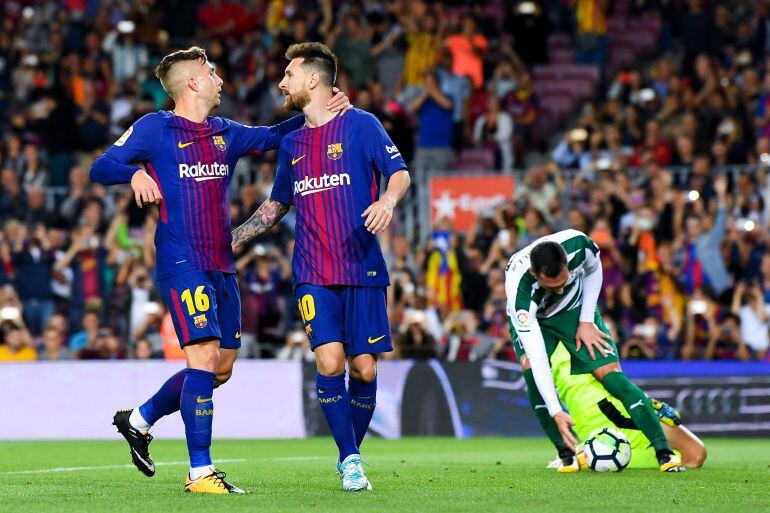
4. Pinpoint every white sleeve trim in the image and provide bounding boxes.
[505,264,563,417]
[579,249,603,323]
